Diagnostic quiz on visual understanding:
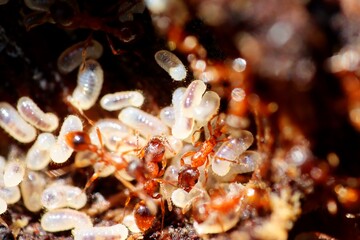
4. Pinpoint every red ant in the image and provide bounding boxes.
[65,129,129,190]
[125,136,177,232]
[179,115,234,190]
